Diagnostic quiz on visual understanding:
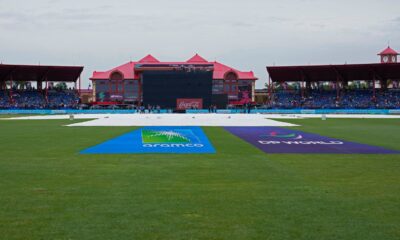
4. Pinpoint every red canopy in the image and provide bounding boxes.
[267,63,400,82]
[186,54,208,63]
[0,64,83,82]
[138,54,160,63]
[378,47,399,55]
